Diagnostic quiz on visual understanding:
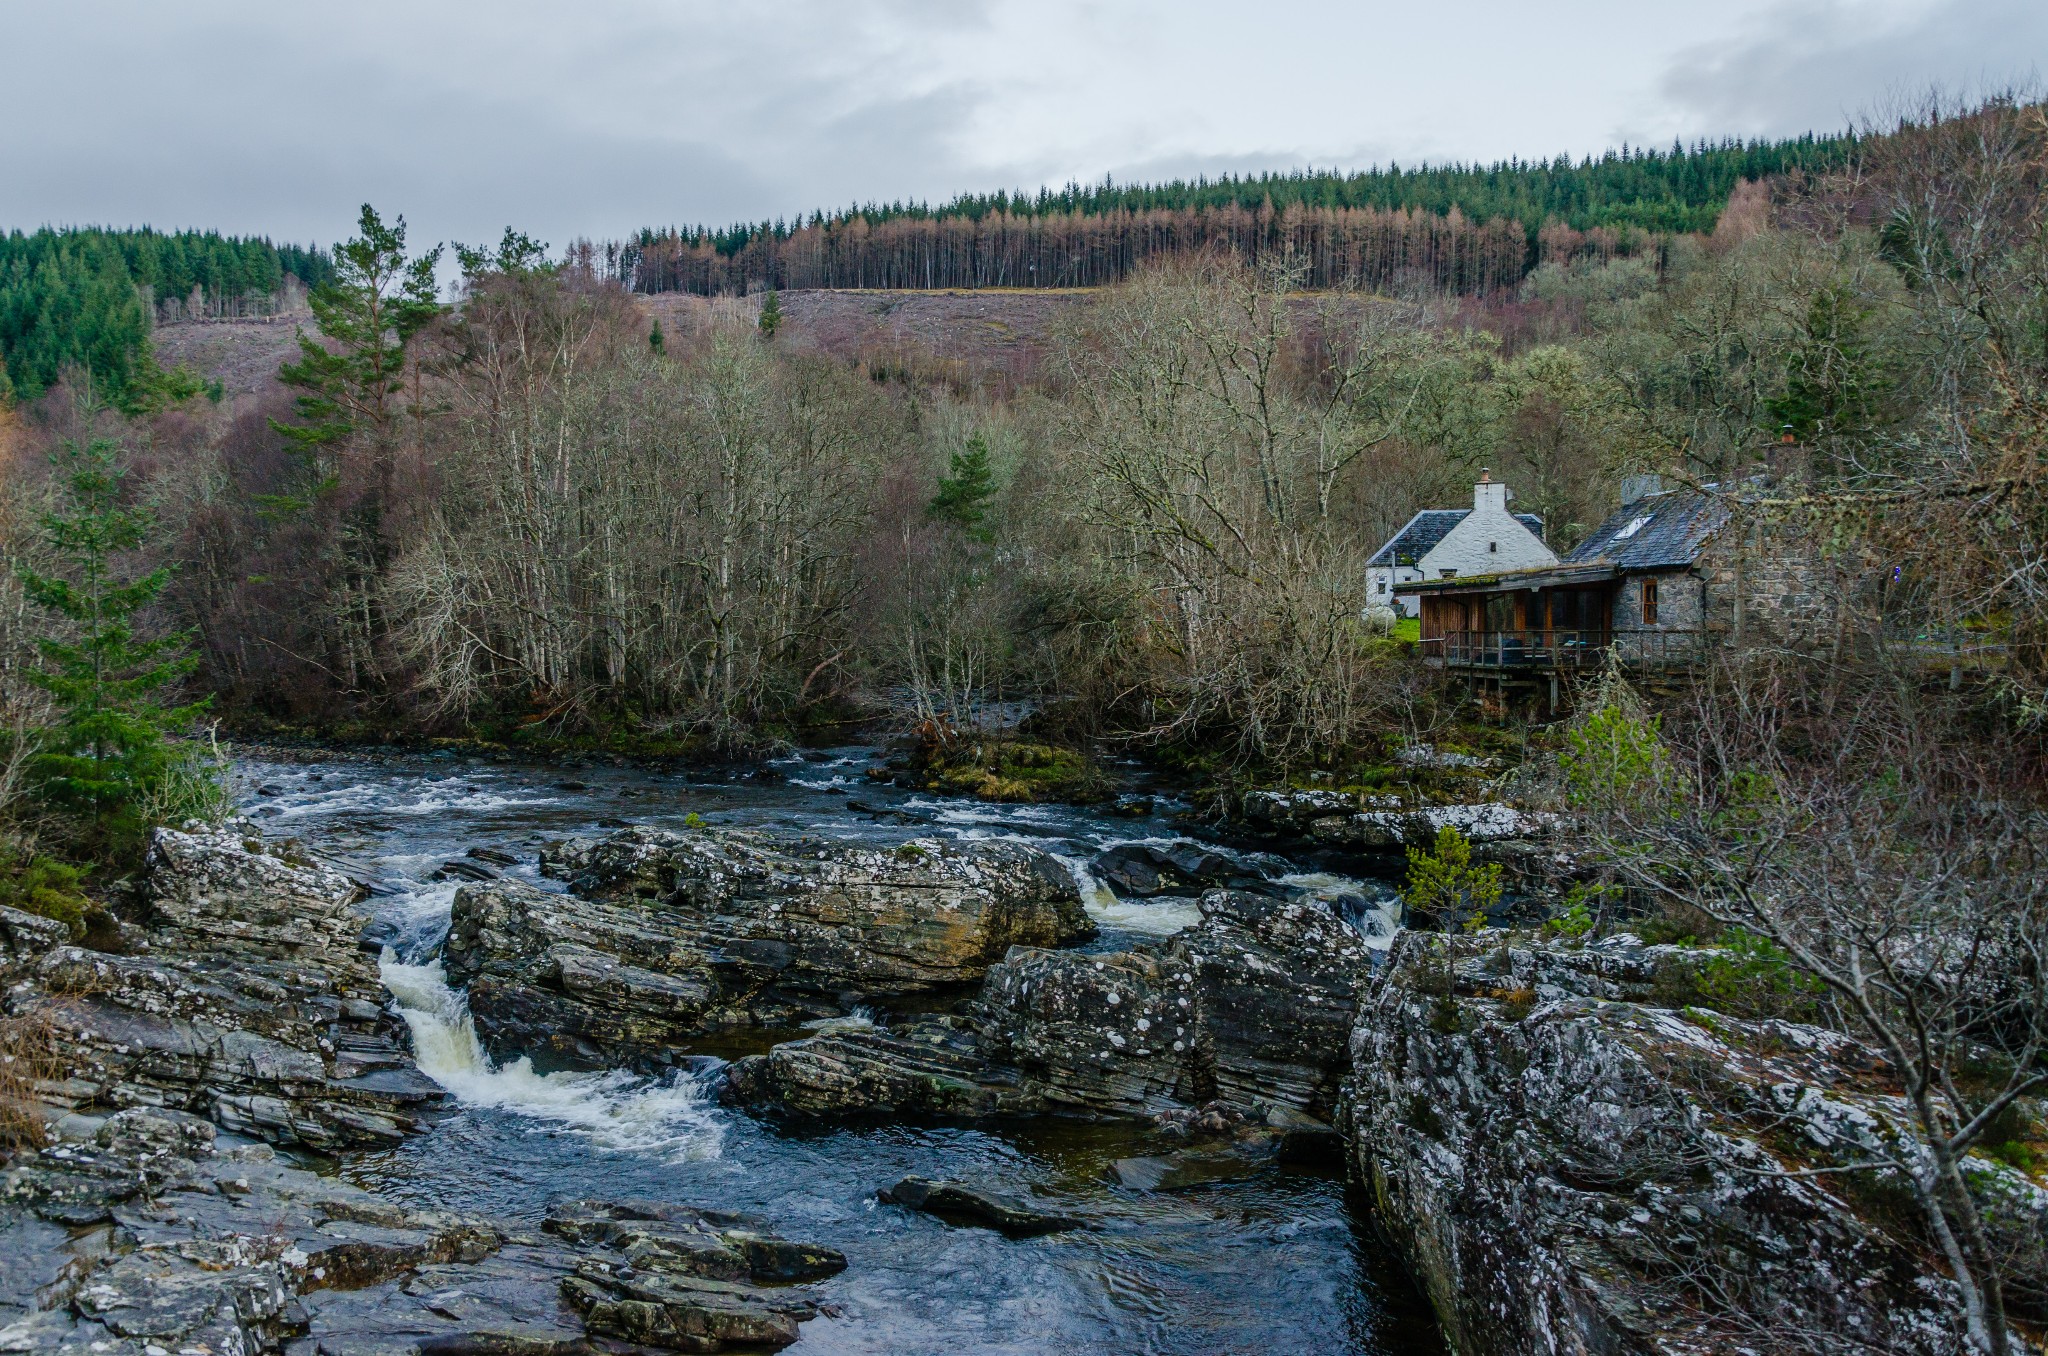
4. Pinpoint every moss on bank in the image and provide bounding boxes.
[882,734,1114,804]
